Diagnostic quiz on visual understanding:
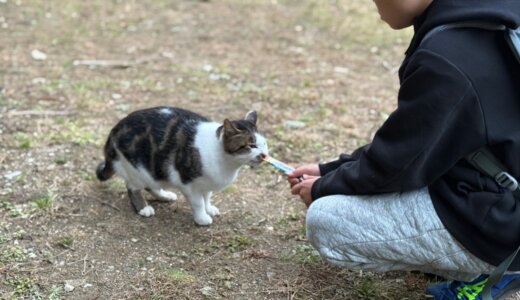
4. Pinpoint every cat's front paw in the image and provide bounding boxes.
[139,205,155,217]
[194,212,213,226]
[206,205,220,217]
[155,190,178,202]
